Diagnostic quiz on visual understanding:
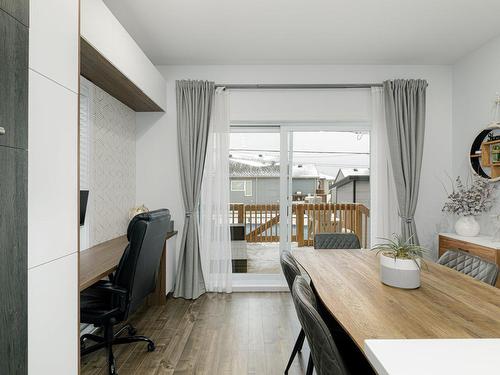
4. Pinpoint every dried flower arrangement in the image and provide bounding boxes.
[442,176,495,217]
